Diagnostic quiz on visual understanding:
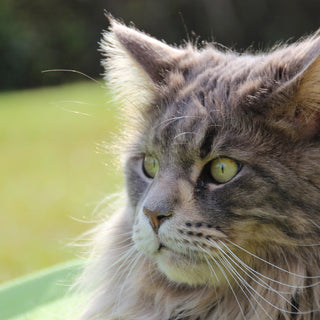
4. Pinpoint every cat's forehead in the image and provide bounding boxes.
[106,21,320,154]
[143,53,263,161]
[171,50,261,98]
[148,97,212,162]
